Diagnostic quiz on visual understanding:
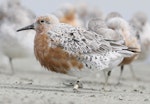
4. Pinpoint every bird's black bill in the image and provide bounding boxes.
[17,24,34,32]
